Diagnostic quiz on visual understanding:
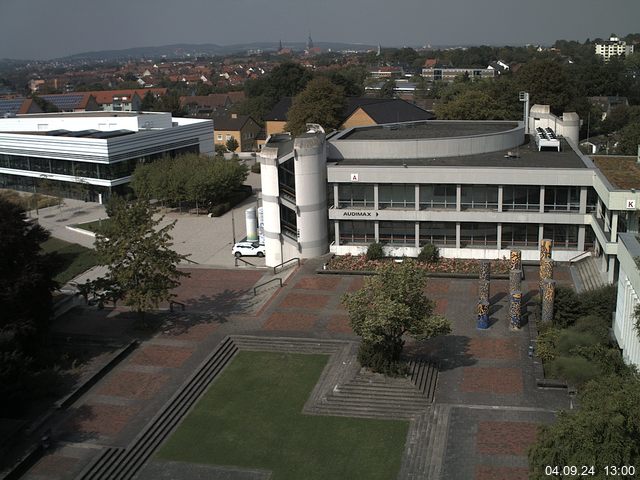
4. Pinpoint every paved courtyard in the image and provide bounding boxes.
[19,260,572,480]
